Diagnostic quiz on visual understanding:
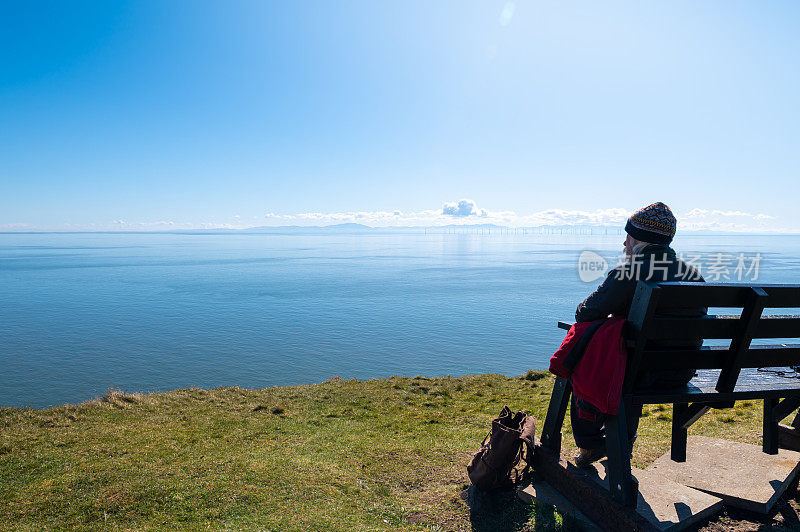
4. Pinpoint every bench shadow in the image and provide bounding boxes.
[463,480,579,531]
